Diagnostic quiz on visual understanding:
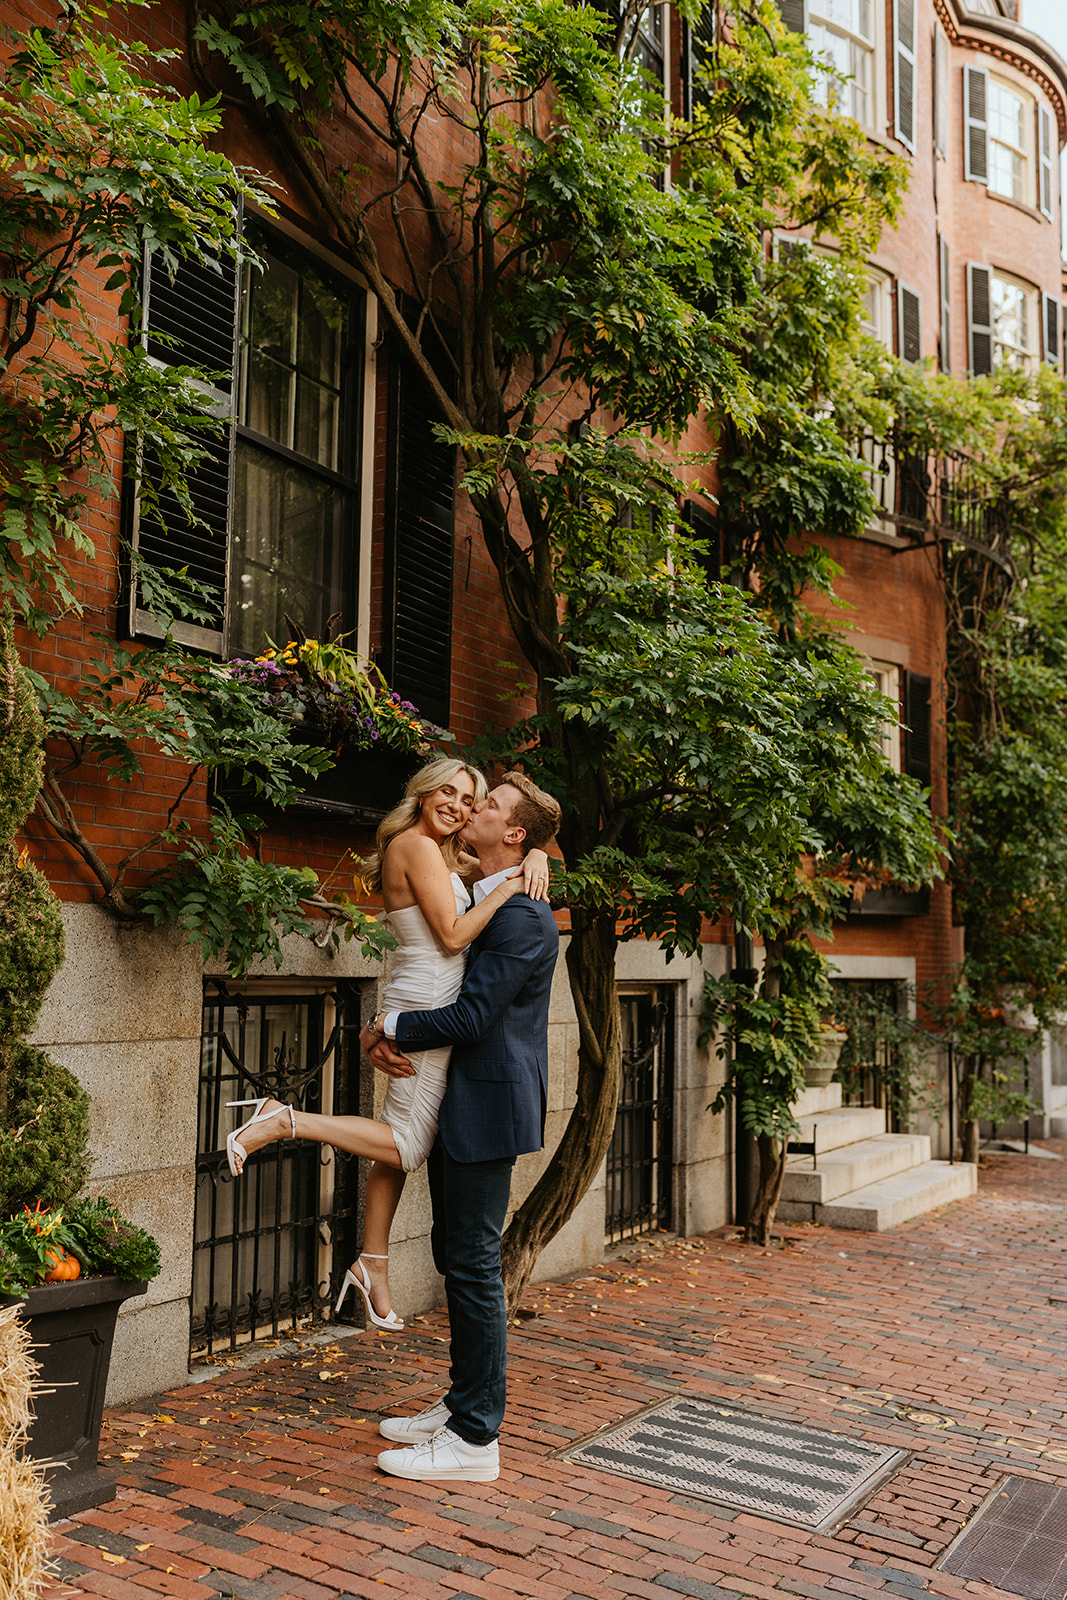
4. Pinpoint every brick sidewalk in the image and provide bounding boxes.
[44,1144,1067,1600]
